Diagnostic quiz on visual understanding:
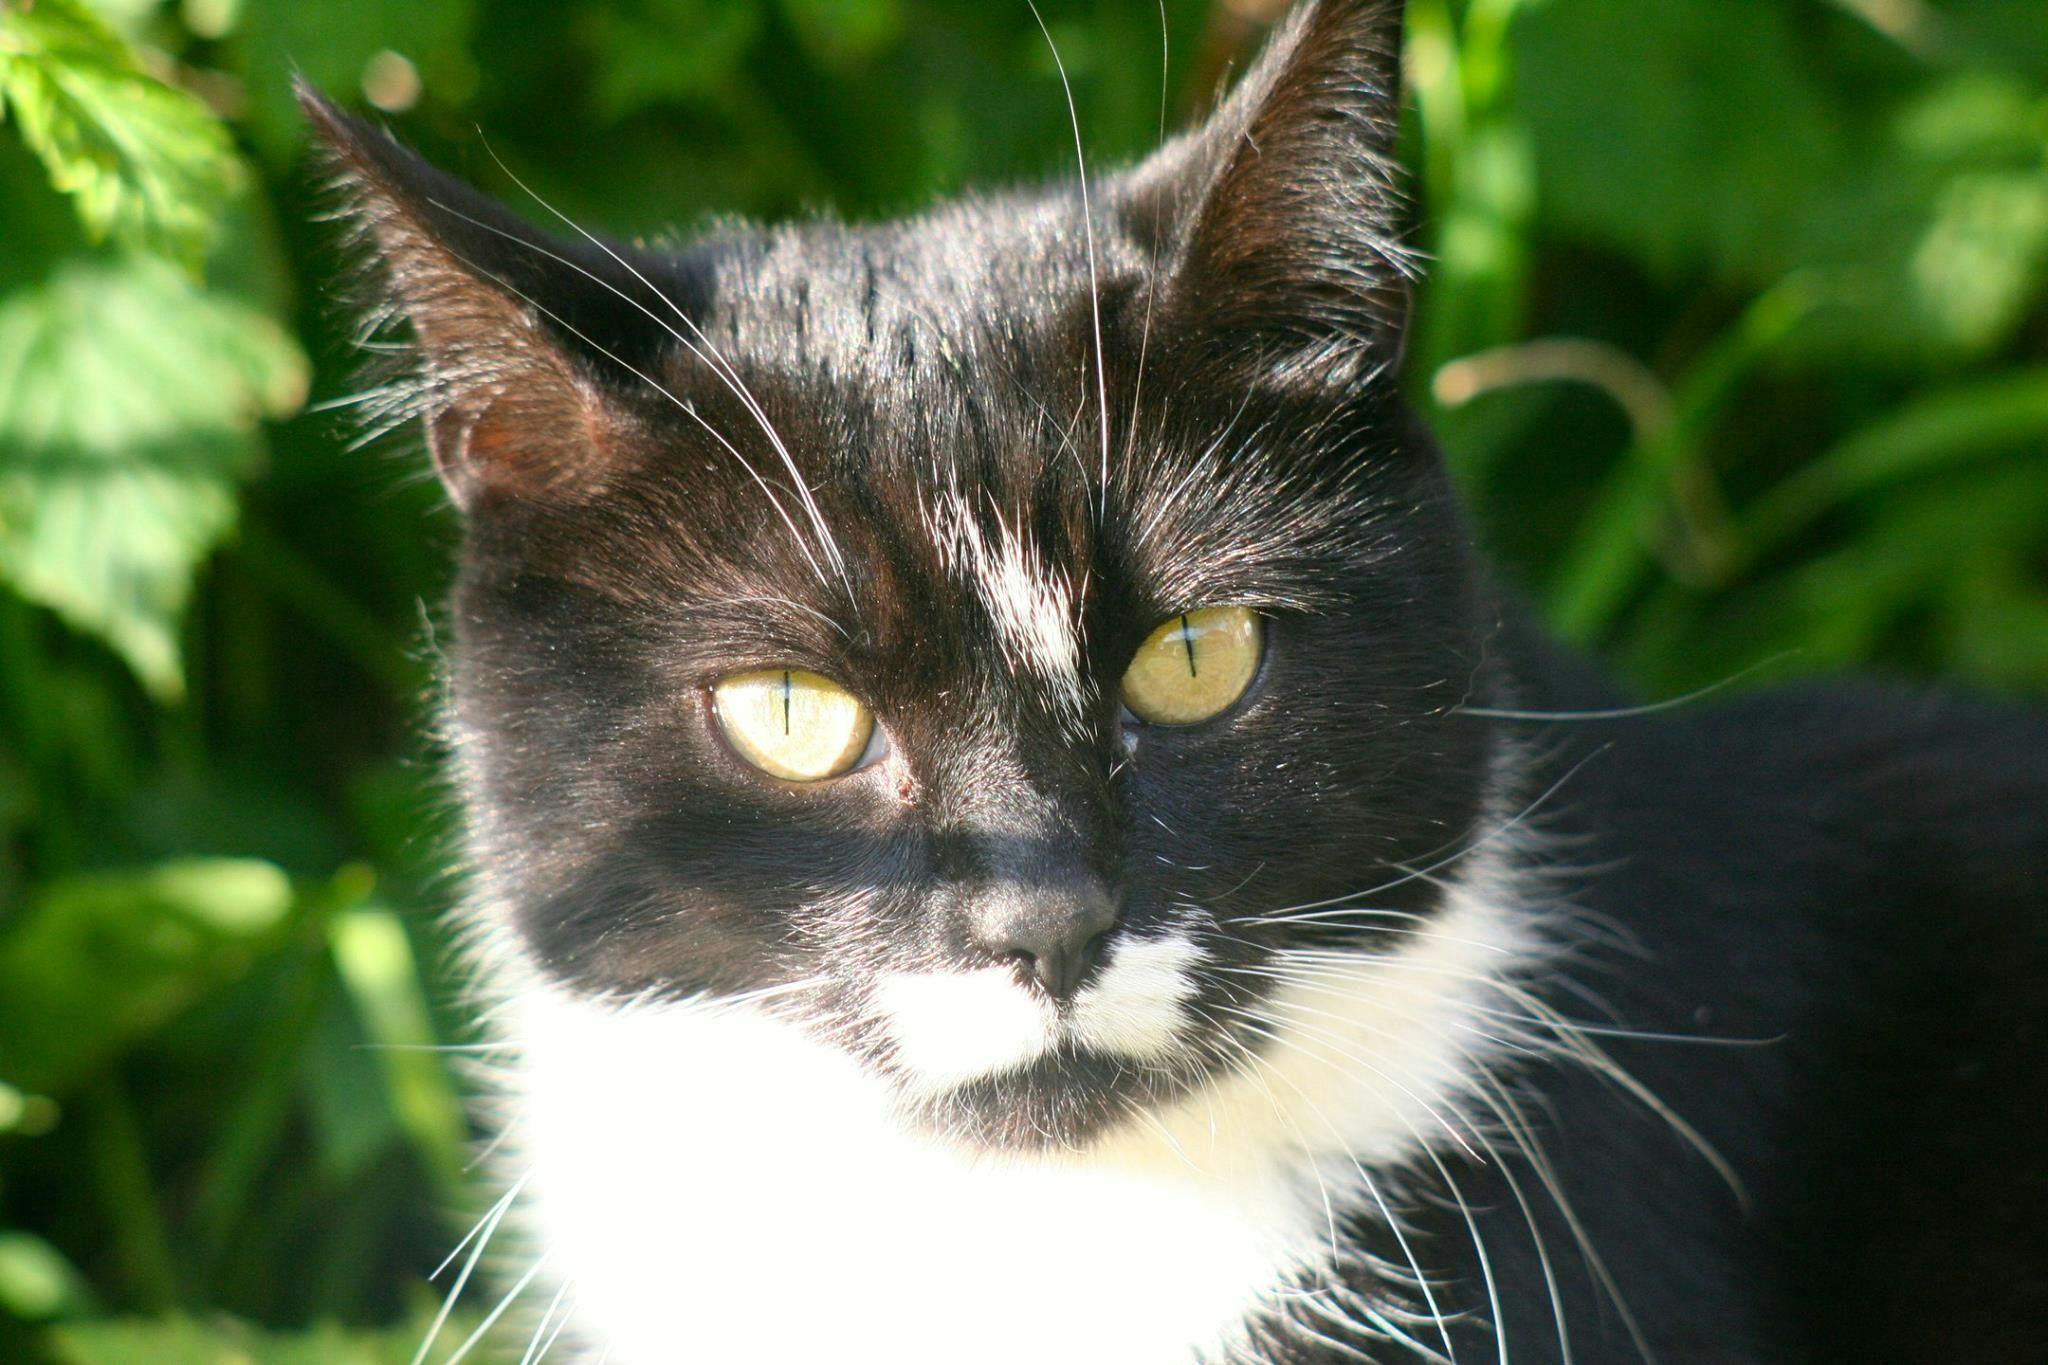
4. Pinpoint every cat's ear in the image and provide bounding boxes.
[300,84,668,509]
[1127,0,1411,390]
